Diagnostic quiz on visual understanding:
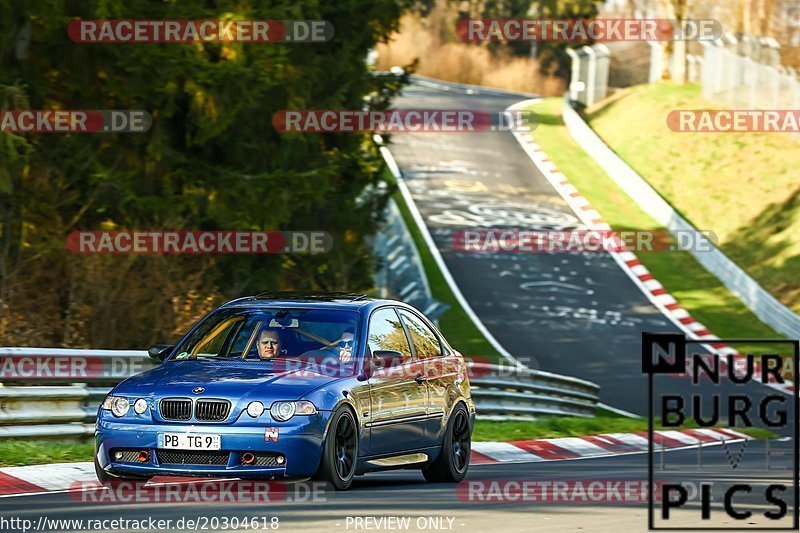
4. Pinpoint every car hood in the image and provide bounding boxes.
[113,360,343,404]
